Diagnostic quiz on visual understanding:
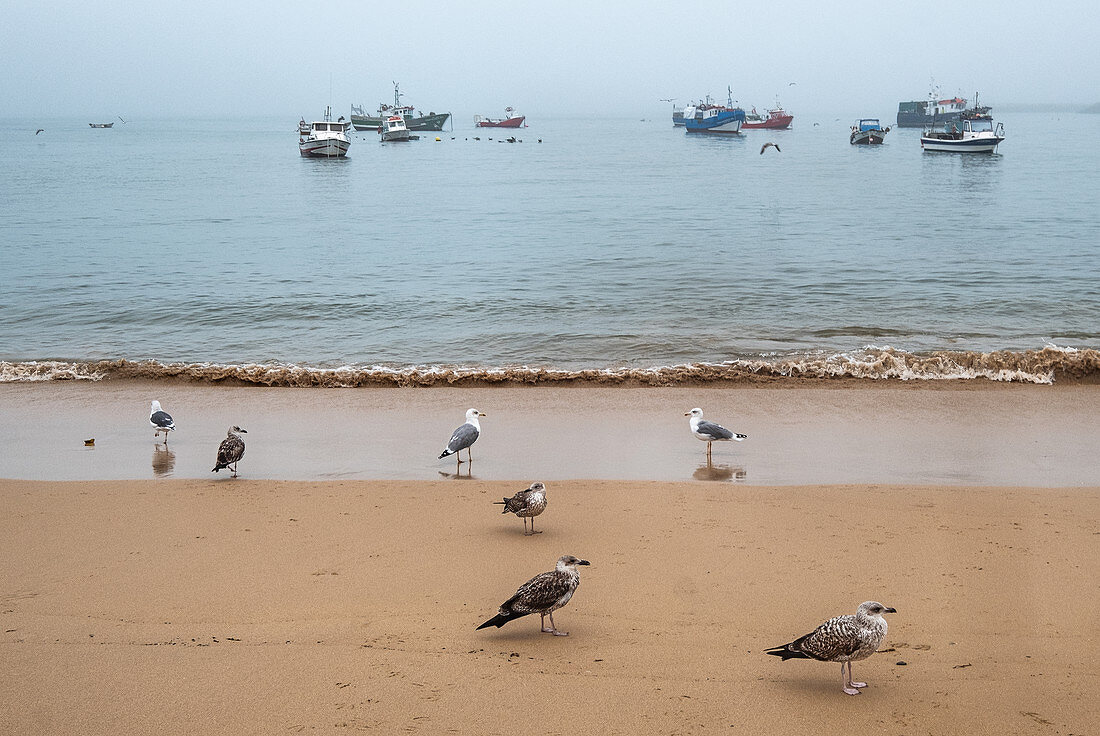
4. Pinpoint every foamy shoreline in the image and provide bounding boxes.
[2,344,1098,386]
